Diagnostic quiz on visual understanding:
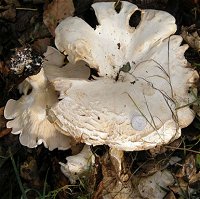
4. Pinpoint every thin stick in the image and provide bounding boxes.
[16,8,37,11]
[0,6,37,11]
[165,145,200,154]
